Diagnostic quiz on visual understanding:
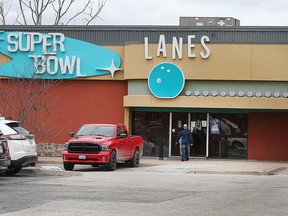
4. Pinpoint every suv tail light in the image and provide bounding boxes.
[0,138,10,157]
[6,134,27,140]
[4,141,10,157]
